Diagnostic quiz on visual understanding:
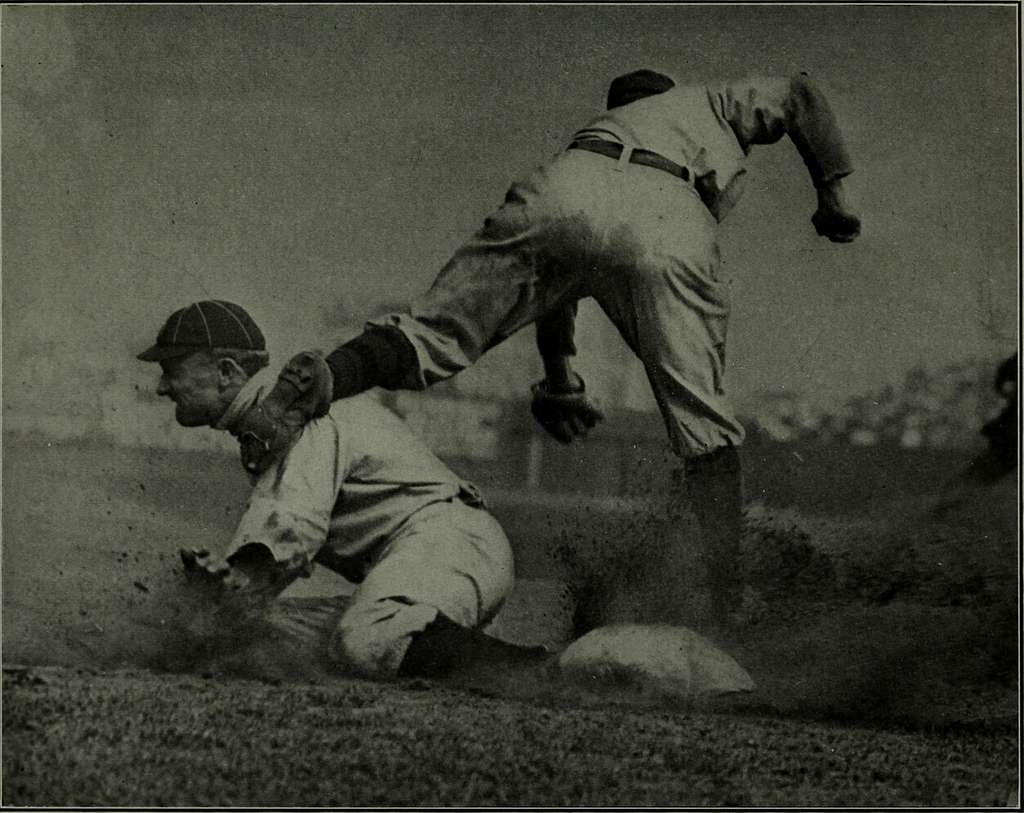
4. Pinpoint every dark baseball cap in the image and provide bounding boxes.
[607,69,676,110]
[137,300,266,362]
